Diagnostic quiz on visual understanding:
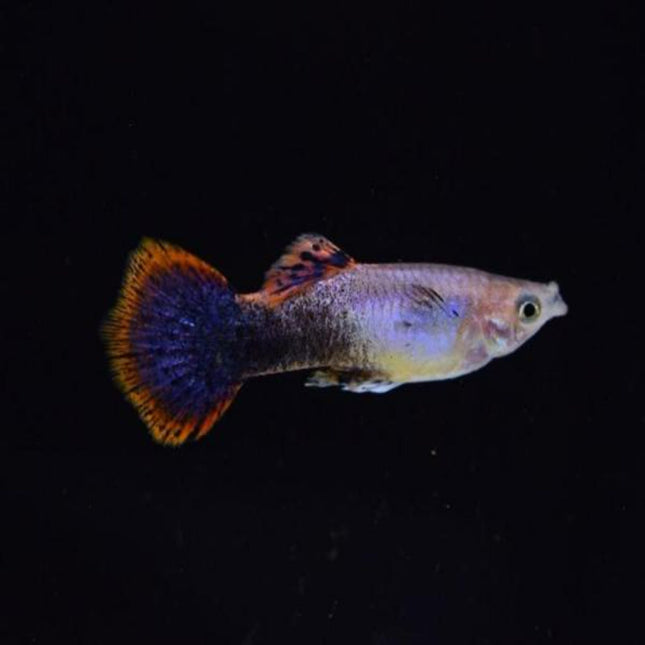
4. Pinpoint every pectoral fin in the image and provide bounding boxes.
[305,369,399,394]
